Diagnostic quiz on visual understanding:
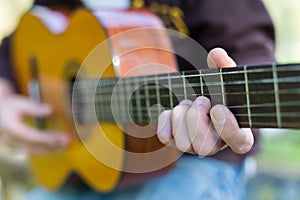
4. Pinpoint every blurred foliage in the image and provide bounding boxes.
[260,0,300,177]
[257,129,300,178]
[264,0,300,63]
